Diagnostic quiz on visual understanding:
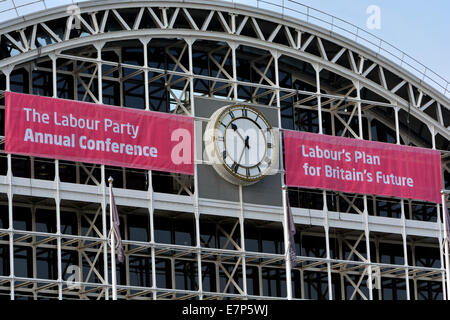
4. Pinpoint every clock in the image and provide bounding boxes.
[204,105,278,186]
